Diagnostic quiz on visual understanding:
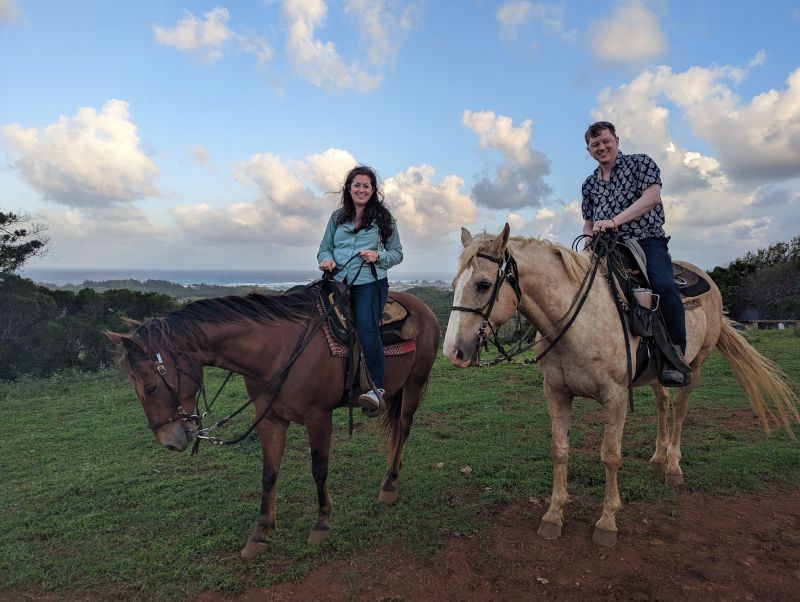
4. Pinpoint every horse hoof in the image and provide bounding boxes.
[378,488,398,505]
[537,520,562,540]
[240,540,267,560]
[307,528,330,545]
[592,527,617,547]
[665,472,684,486]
